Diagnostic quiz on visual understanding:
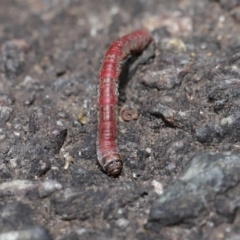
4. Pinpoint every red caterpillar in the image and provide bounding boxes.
[97,29,153,176]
